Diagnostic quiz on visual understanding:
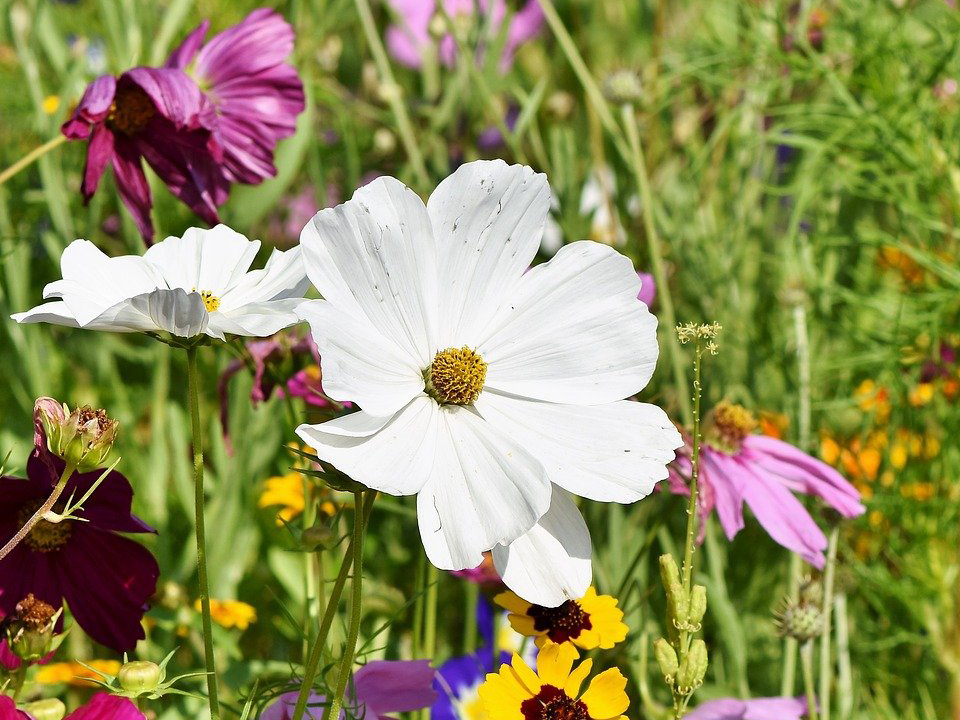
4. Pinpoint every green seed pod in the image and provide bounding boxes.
[118,660,163,694]
[677,639,709,689]
[301,524,335,551]
[653,638,679,681]
[689,584,707,626]
[37,399,118,473]
[22,699,66,720]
